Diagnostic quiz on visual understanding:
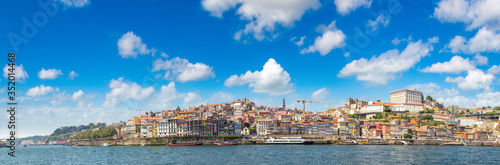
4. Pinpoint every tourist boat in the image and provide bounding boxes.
[265,137,313,145]
[102,143,110,147]
[217,142,238,145]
